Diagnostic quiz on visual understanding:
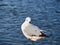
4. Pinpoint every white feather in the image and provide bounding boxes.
[21,17,45,41]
